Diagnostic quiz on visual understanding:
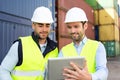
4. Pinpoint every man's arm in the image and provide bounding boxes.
[91,42,108,80]
[0,42,19,80]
